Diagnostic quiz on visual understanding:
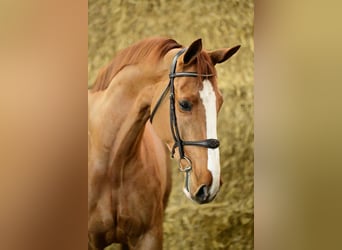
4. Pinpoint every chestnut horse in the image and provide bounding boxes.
[88,37,240,249]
